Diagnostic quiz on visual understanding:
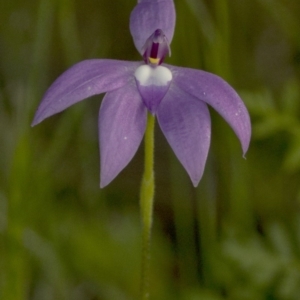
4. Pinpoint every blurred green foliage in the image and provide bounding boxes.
[1,0,300,299]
